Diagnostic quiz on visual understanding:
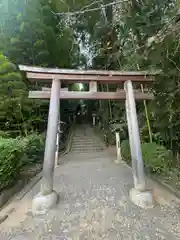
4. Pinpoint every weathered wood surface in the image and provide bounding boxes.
[19,64,158,76]
[26,72,153,83]
[89,81,97,92]
[42,87,68,91]
[29,90,154,100]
